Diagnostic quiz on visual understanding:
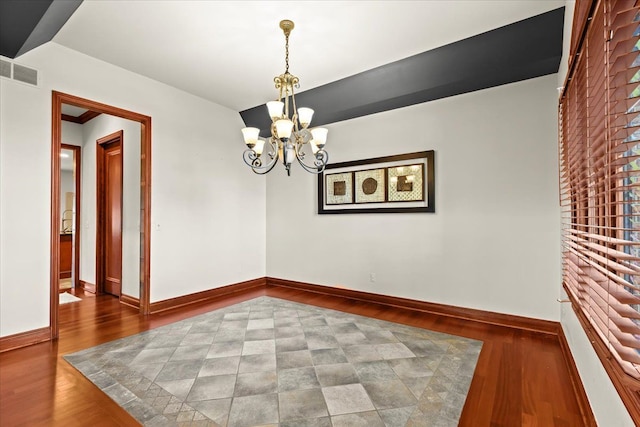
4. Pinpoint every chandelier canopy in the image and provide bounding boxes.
[241,20,329,176]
